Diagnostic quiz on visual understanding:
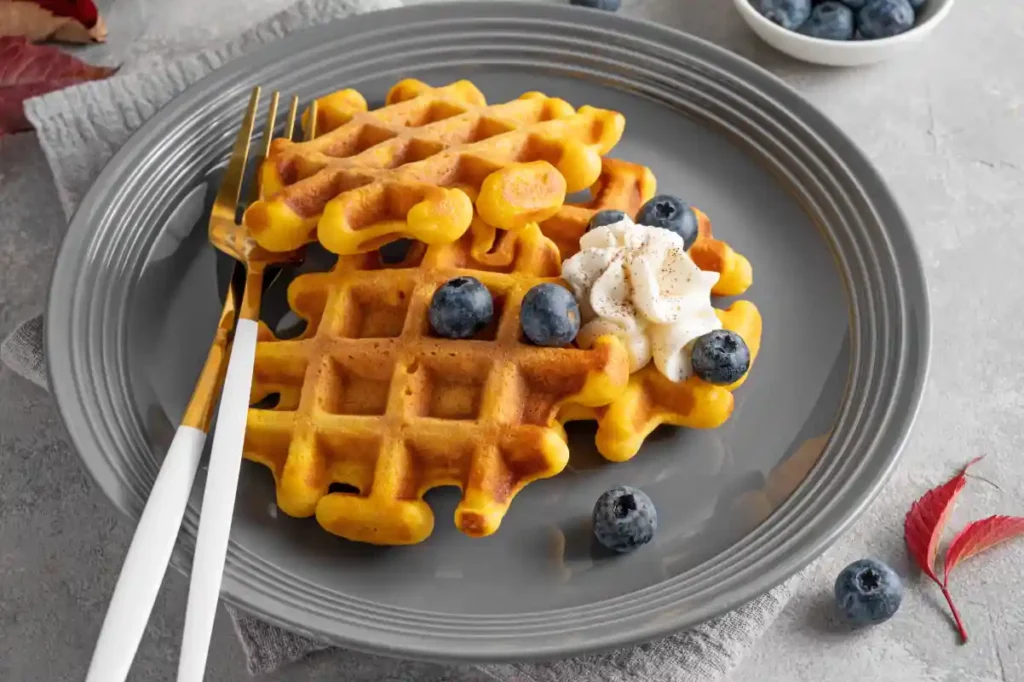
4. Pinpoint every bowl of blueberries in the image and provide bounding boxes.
[733,0,955,66]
